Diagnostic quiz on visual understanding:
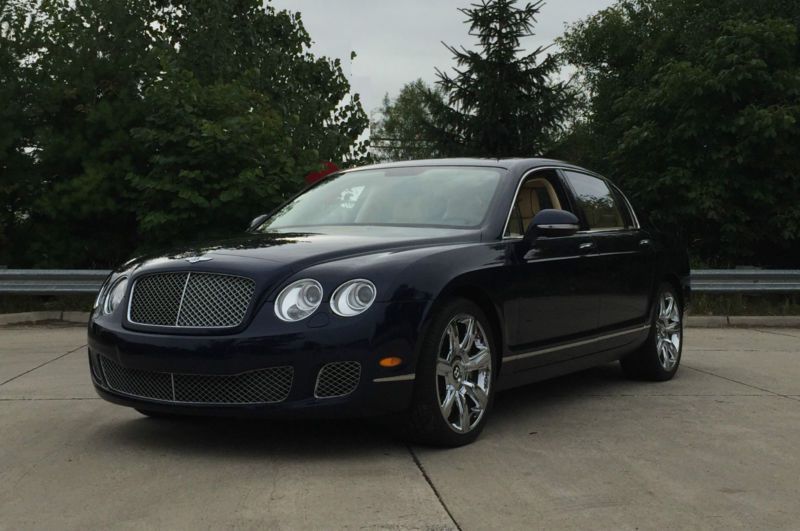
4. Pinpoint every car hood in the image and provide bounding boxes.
[120,225,482,275]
